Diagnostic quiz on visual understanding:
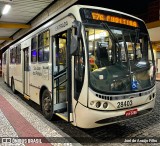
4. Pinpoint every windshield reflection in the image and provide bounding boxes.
[85,26,155,93]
